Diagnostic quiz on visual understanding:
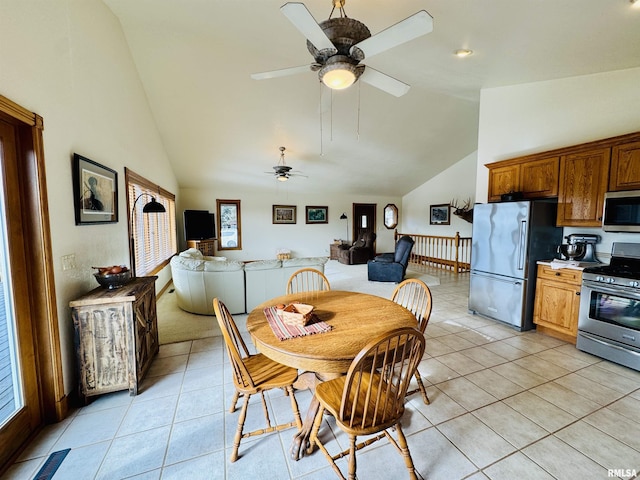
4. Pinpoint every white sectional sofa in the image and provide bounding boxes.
[169,249,328,315]
[244,257,329,312]
[170,250,245,315]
